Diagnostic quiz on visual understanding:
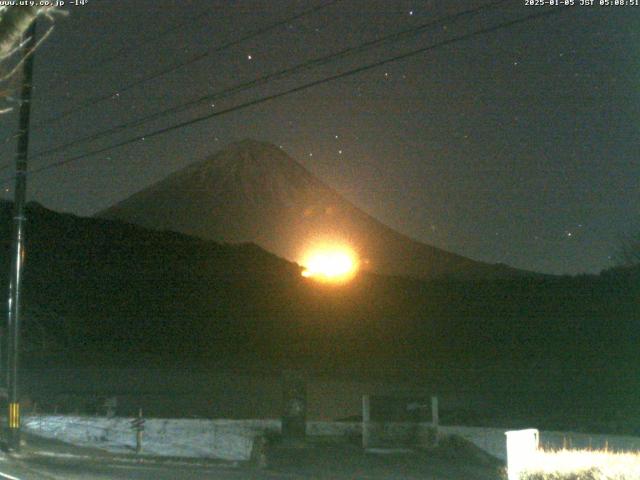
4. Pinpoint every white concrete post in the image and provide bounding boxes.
[362,395,370,449]
[431,396,439,427]
[431,395,439,446]
[505,429,539,480]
